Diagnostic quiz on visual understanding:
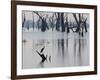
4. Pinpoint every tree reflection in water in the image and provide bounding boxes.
[22,36,89,69]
